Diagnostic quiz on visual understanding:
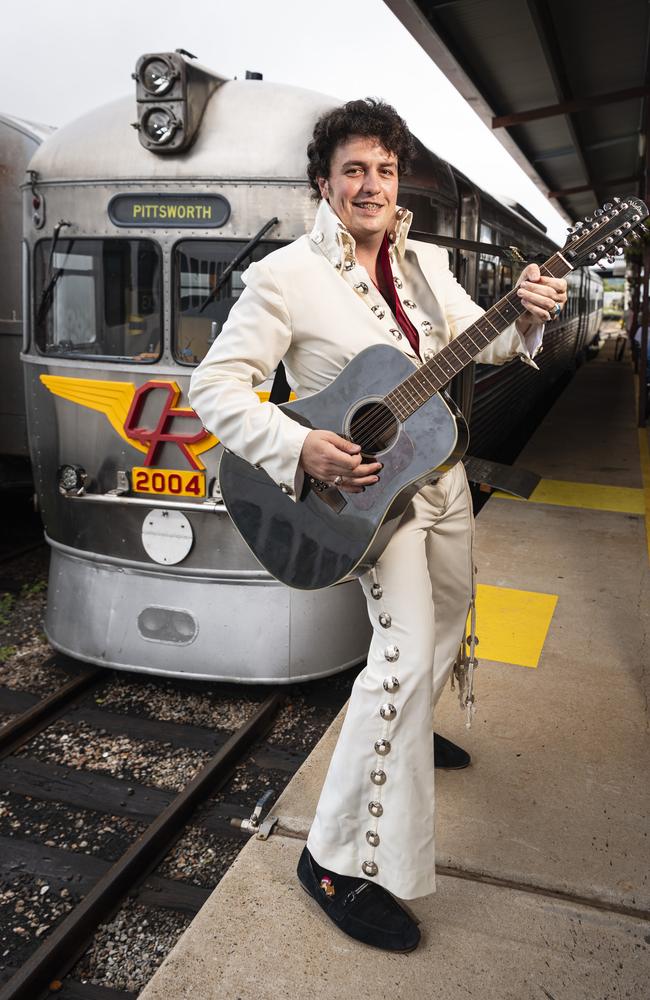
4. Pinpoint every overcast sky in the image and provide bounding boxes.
[3,0,568,243]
